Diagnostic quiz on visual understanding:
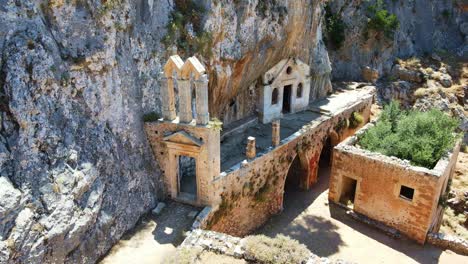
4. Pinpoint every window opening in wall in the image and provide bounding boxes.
[399,185,414,201]
[272,88,279,105]
[282,85,292,113]
[286,66,292,75]
[178,156,197,201]
[297,83,303,98]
